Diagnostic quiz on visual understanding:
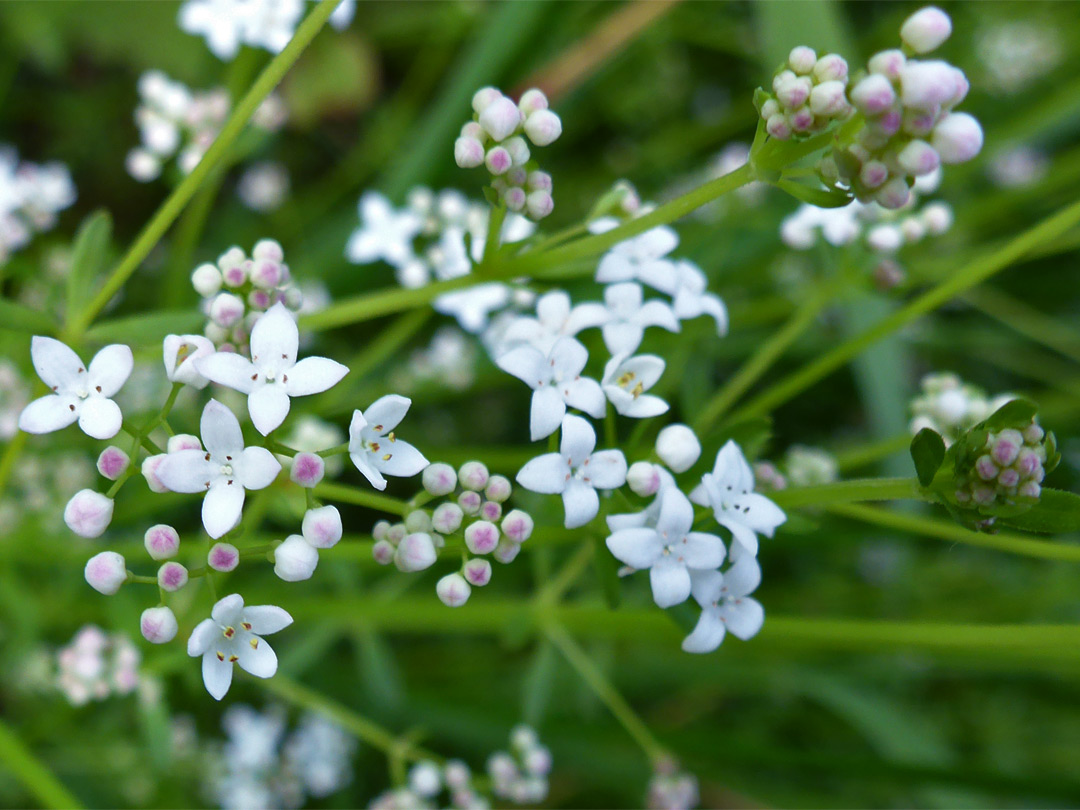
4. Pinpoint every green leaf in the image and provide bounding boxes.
[0,298,57,335]
[775,177,853,208]
[999,488,1080,534]
[980,397,1038,430]
[910,428,946,487]
[592,534,622,610]
[521,639,558,727]
[83,309,203,345]
[66,210,112,318]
